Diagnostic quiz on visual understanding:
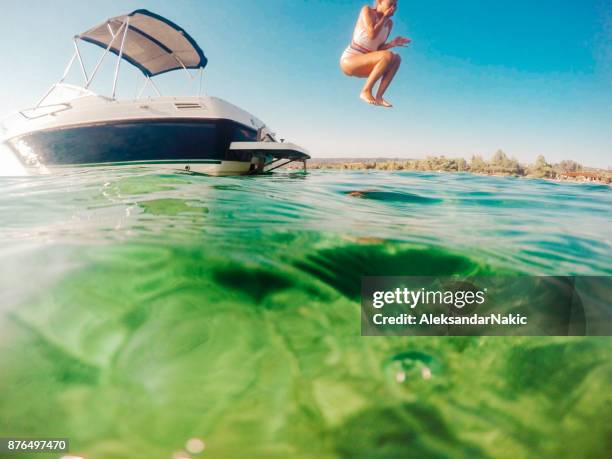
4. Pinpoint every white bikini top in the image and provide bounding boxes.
[350,13,392,53]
